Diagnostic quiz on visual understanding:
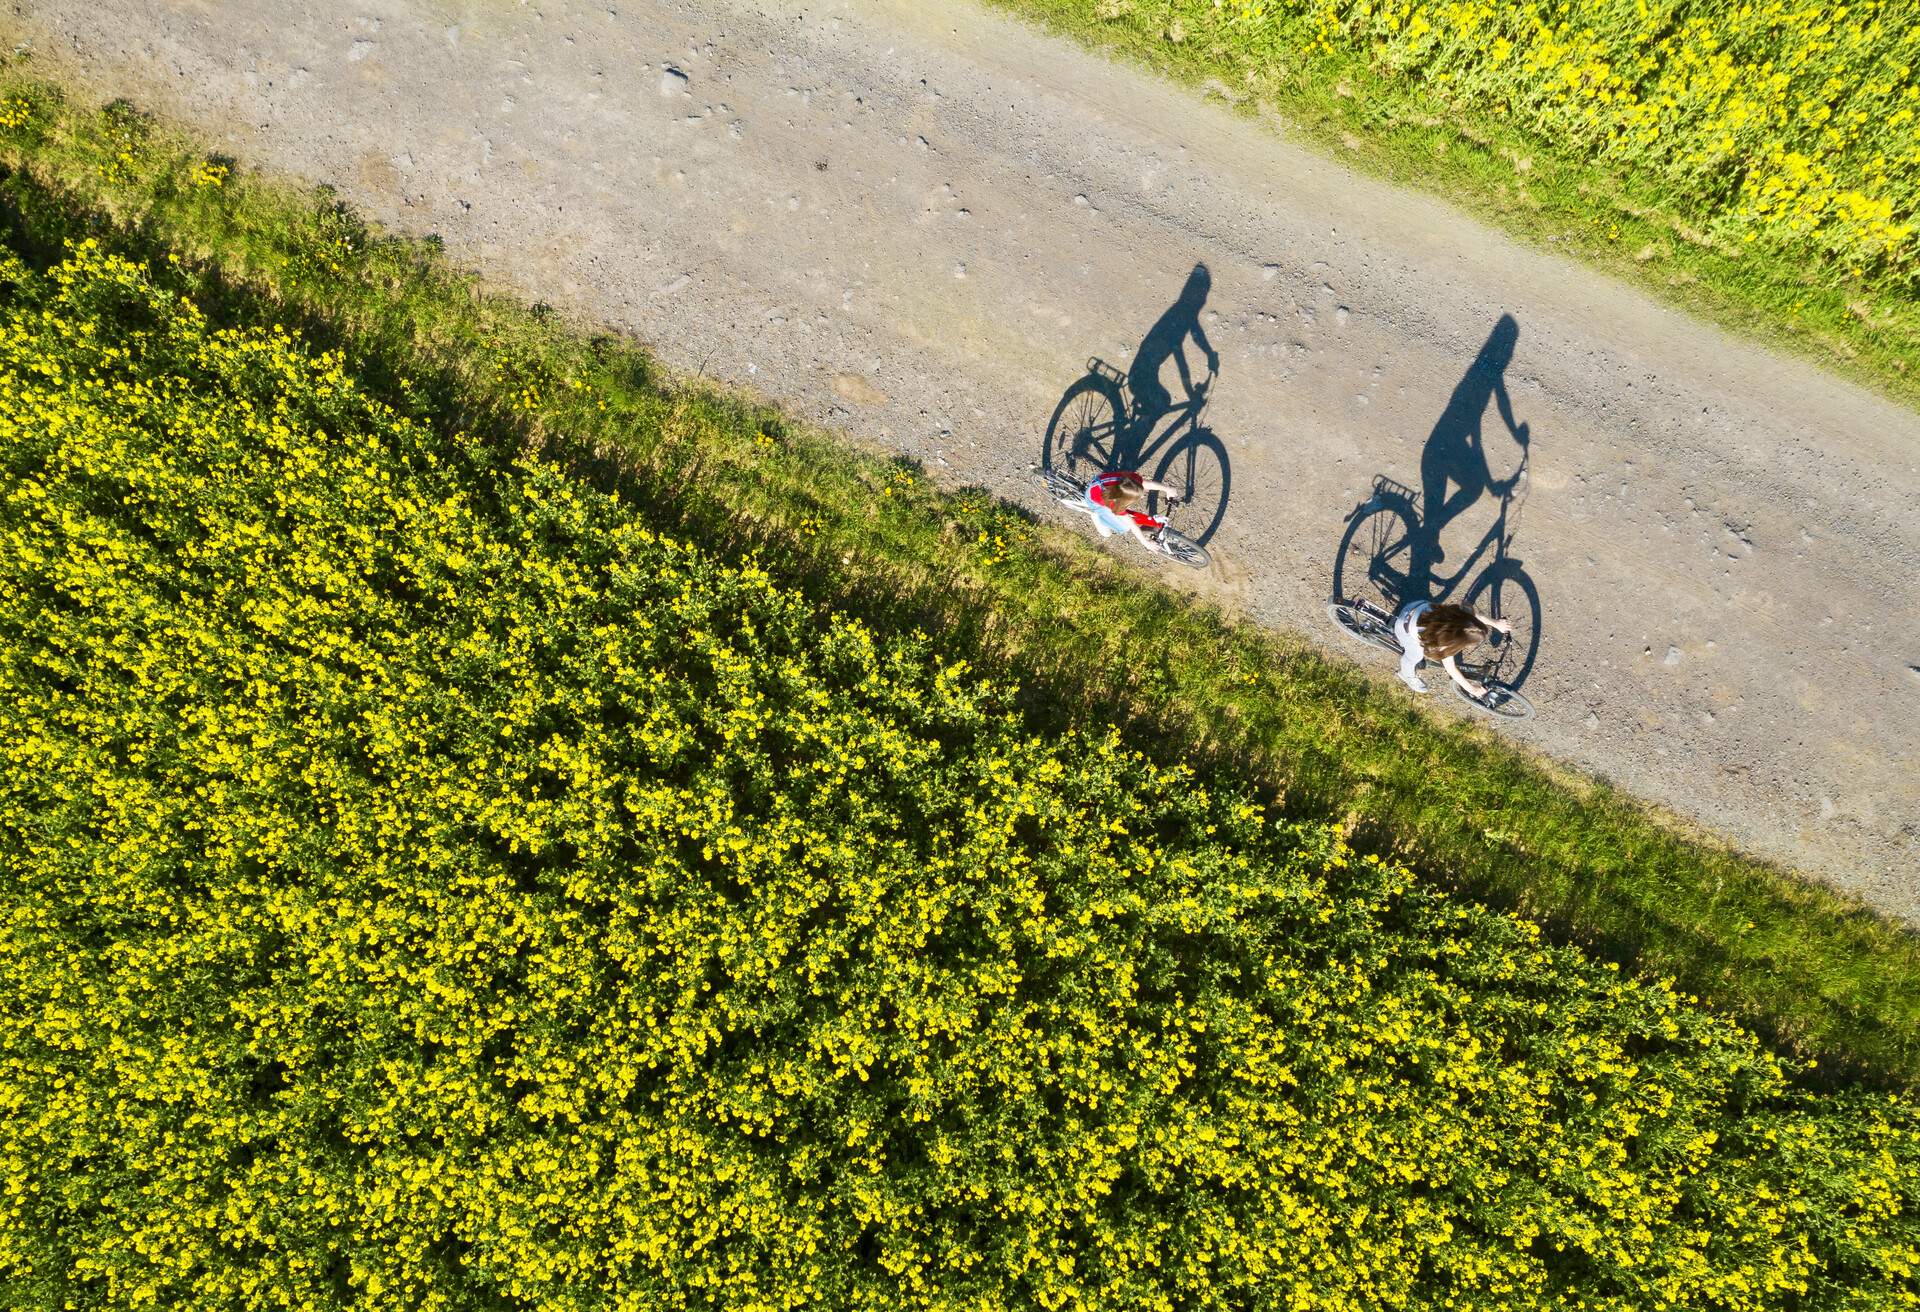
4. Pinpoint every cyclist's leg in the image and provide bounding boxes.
[1083,485,1120,537]
[1124,509,1163,550]
[1392,610,1429,691]
[1397,645,1428,692]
